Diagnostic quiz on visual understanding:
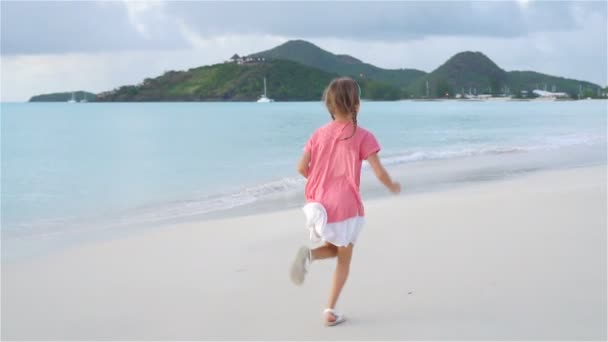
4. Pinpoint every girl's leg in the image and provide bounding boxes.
[291,242,337,286]
[326,243,354,321]
[311,242,338,261]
